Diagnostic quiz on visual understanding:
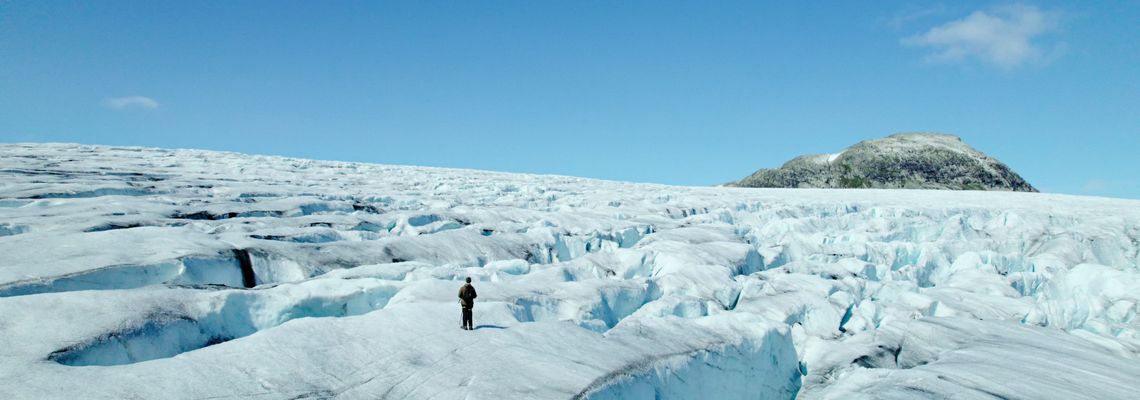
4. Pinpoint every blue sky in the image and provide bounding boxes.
[2,1,1138,198]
